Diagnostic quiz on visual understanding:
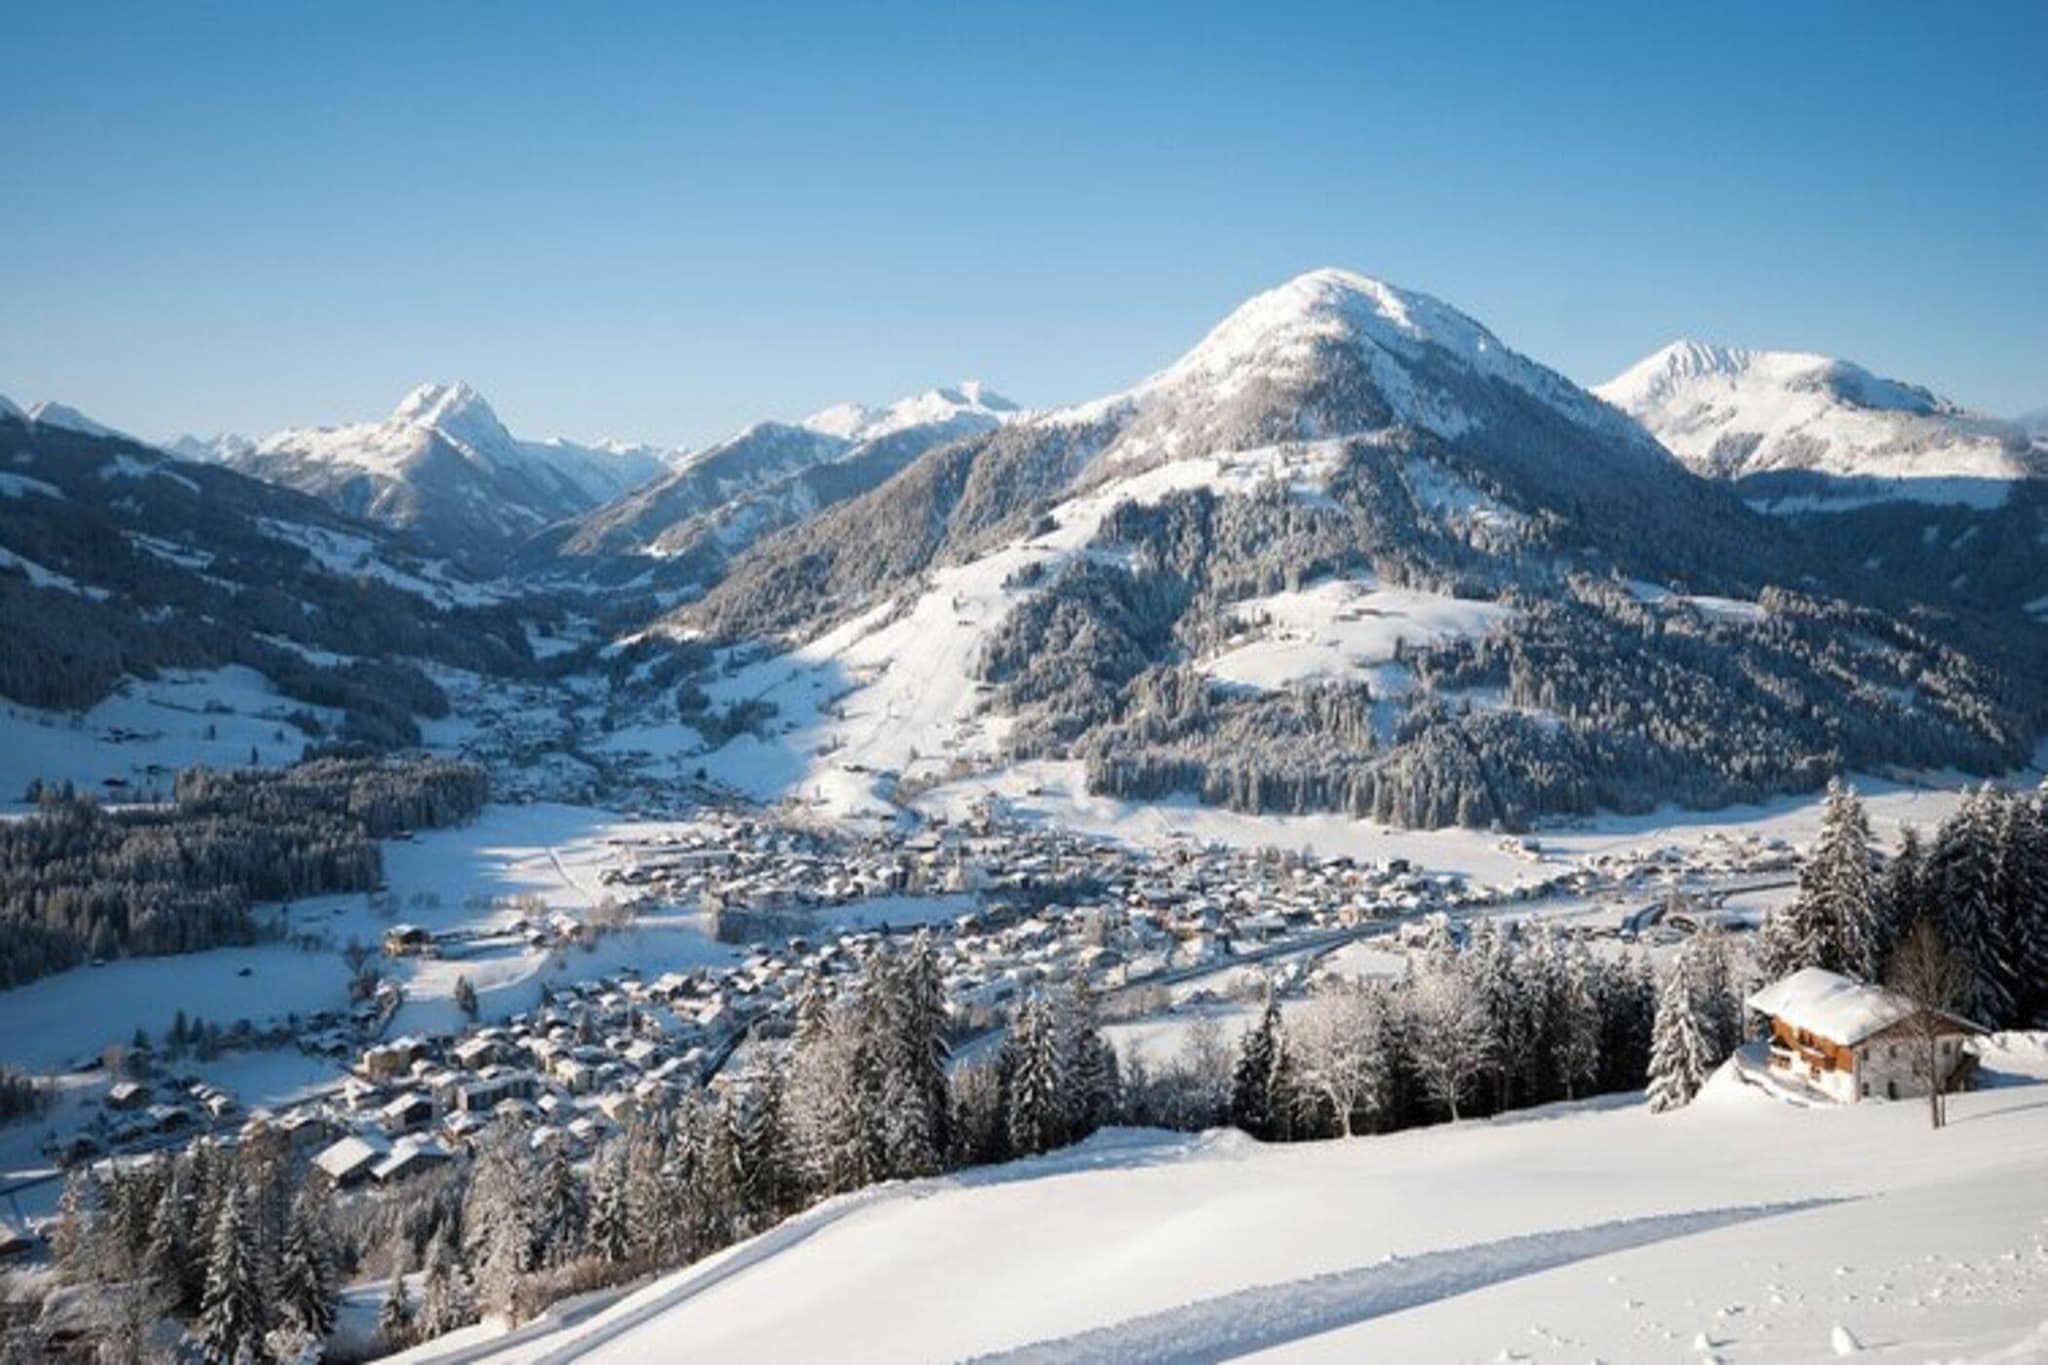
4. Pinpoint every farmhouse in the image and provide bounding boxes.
[1747,967,1981,1104]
